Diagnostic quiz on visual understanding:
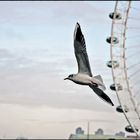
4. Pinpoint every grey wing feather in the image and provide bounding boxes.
[74,22,92,77]
[93,75,106,90]
[94,75,103,83]
[89,85,114,106]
